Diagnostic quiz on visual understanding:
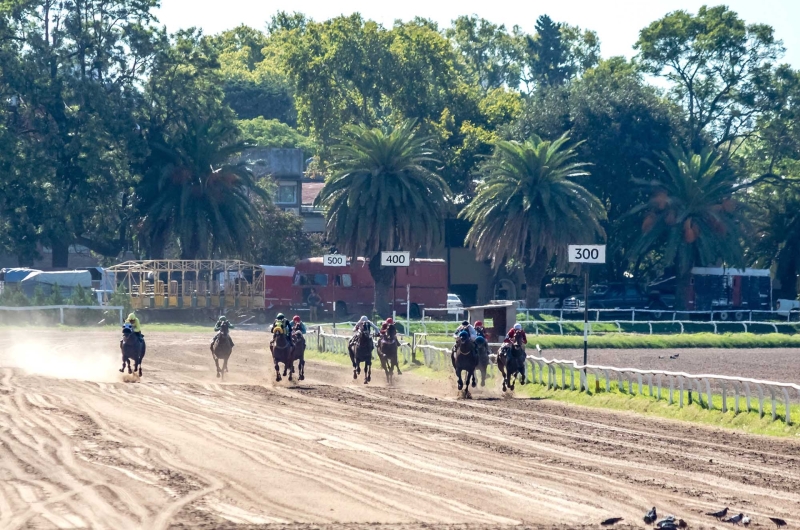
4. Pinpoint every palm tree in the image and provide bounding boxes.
[315,119,452,316]
[460,134,606,308]
[628,148,747,309]
[140,121,268,259]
